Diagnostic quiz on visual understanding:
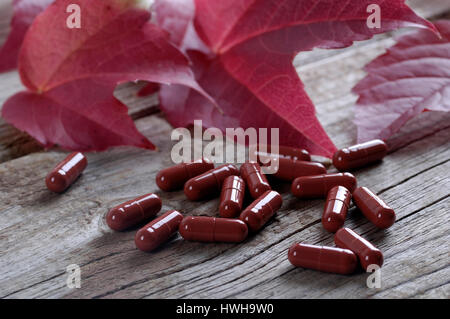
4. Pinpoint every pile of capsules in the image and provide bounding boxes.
[45,139,394,275]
